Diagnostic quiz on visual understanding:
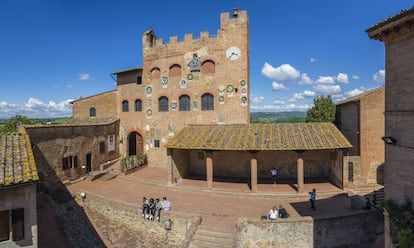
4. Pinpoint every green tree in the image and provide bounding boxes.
[305,95,336,123]
[1,115,33,133]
